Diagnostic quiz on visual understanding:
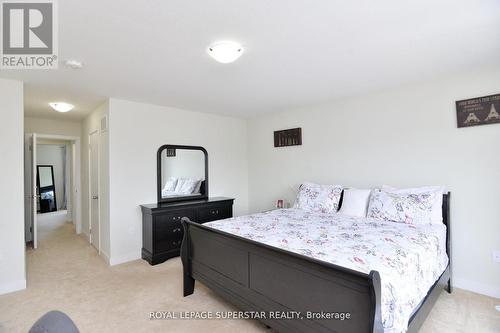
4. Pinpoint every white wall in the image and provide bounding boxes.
[0,79,25,295]
[37,144,66,211]
[25,117,81,137]
[107,98,248,265]
[162,149,205,186]
[81,102,110,260]
[247,66,500,298]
